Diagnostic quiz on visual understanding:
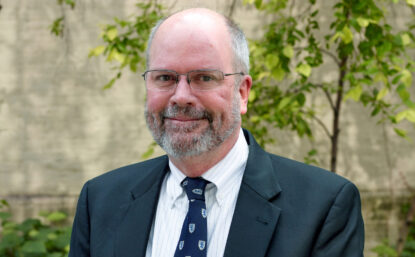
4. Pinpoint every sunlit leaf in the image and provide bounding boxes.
[396,109,415,123]
[296,63,312,77]
[401,33,411,46]
[357,17,370,28]
[88,45,106,58]
[282,45,294,58]
[401,69,412,88]
[265,54,280,69]
[107,49,126,63]
[271,68,285,81]
[277,97,291,110]
[249,90,257,102]
[47,211,67,222]
[406,0,415,6]
[394,128,407,138]
[376,87,389,101]
[345,84,362,101]
[341,26,353,44]
[106,28,118,41]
